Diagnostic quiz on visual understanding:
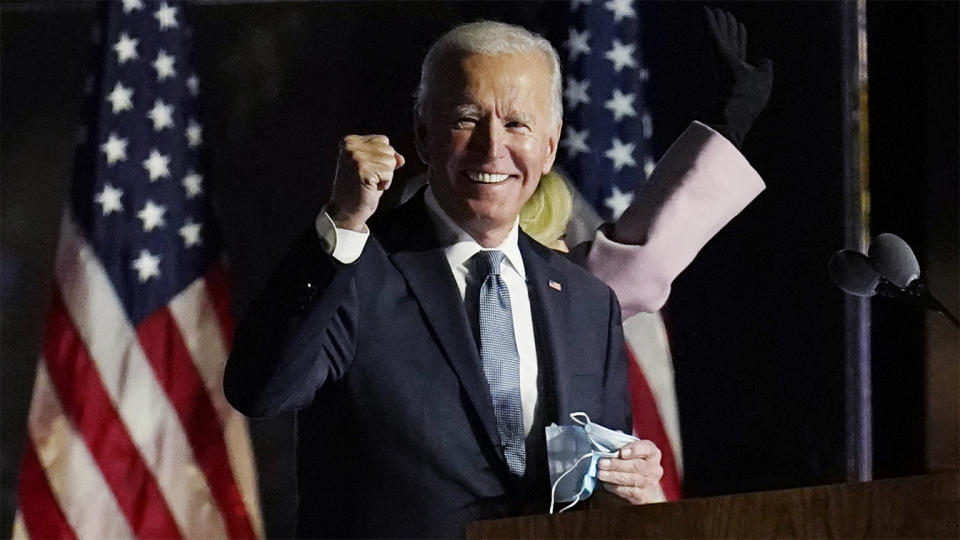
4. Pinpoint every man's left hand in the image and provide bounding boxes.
[597,440,664,504]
